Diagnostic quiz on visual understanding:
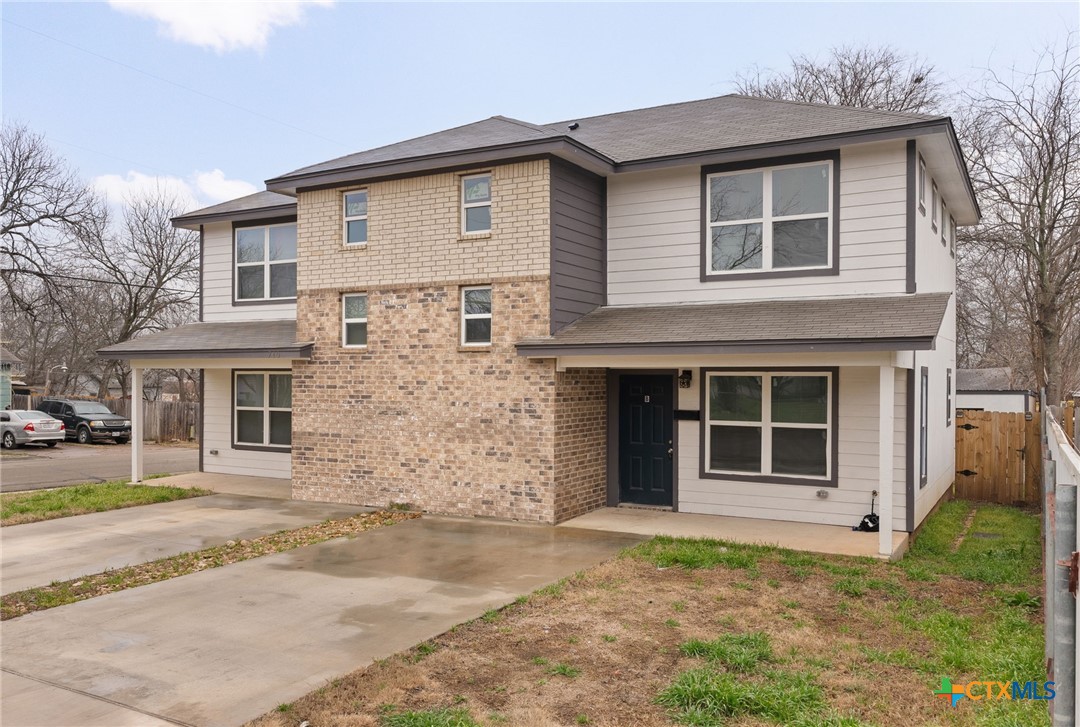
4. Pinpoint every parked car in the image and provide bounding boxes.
[35,399,132,444]
[0,410,65,449]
